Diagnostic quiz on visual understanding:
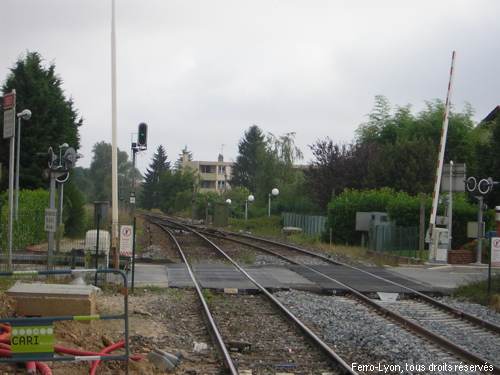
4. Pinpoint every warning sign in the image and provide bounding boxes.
[11,325,54,356]
[491,237,500,267]
[120,225,133,257]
